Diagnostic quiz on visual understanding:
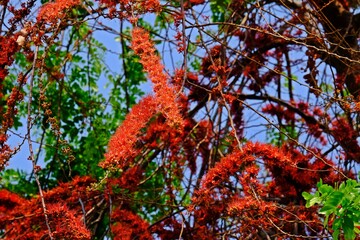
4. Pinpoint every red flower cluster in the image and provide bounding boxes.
[101,96,157,169]
[0,138,12,172]
[106,165,144,193]
[37,0,81,23]
[190,141,341,237]
[0,36,23,171]
[0,189,23,214]
[111,209,152,239]
[0,35,19,125]
[47,203,91,239]
[0,36,18,80]
[131,27,183,127]
[98,0,160,11]
[0,176,96,239]
[262,103,295,123]
[331,117,360,161]
[201,45,229,81]
[97,0,161,20]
